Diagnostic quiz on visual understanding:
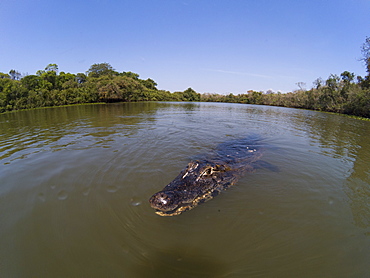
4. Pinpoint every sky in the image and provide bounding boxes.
[1,0,369,94]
